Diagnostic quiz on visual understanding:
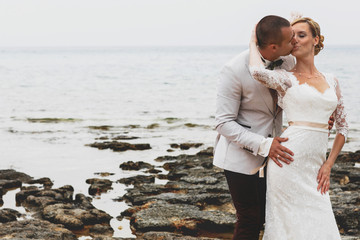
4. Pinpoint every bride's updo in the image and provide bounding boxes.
[291,17,324,55]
